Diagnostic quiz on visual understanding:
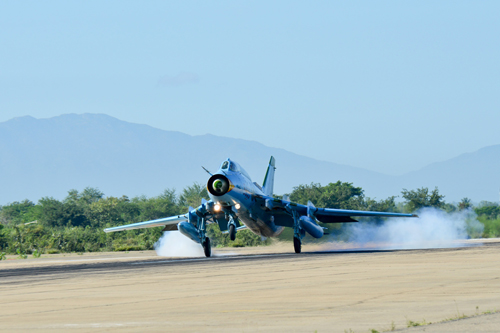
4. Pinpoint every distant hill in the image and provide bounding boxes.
[0,114,498,205]
[398,145,500,204]
[0,114,392,205]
